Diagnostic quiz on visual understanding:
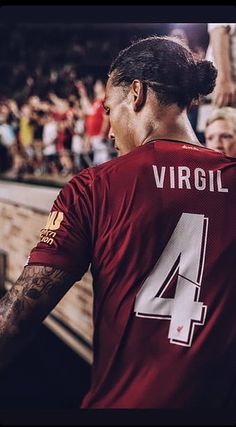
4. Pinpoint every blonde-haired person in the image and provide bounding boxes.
[205,106,236,157]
